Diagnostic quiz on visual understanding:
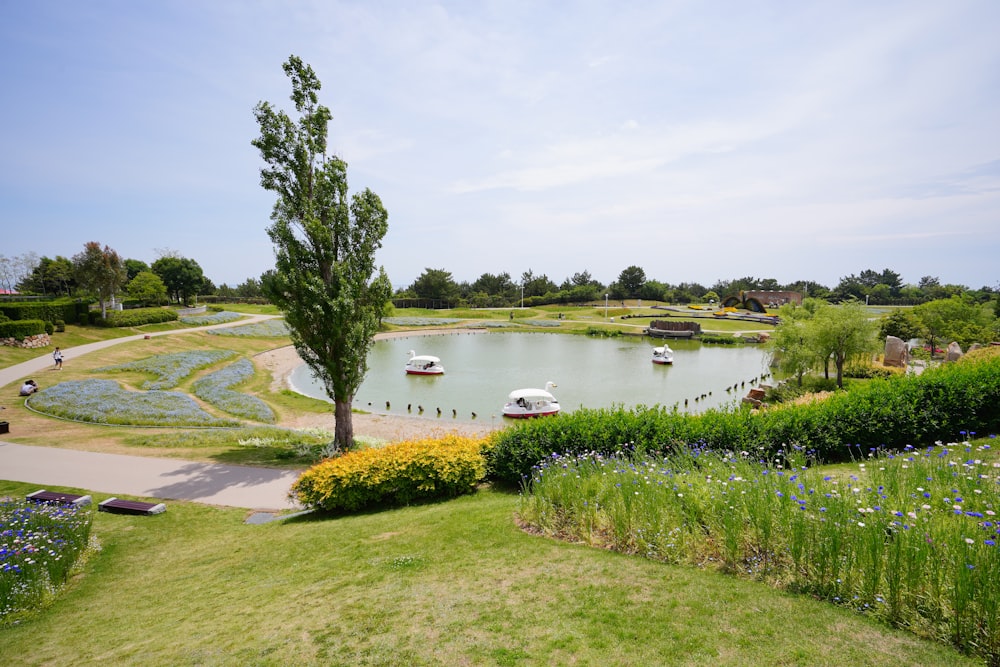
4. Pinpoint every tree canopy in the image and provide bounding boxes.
[253,54,391,450]
[72,242,127,318]
[151,255,205,305]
